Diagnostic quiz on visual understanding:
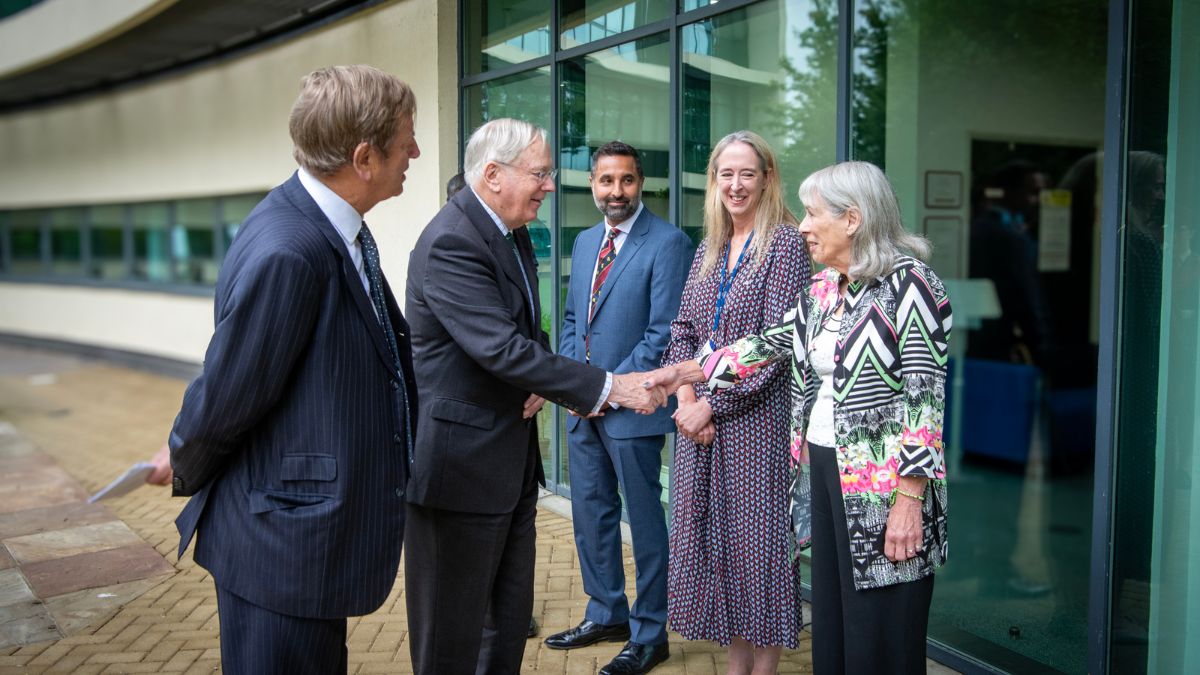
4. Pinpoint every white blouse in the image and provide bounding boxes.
[806,314,840,447]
